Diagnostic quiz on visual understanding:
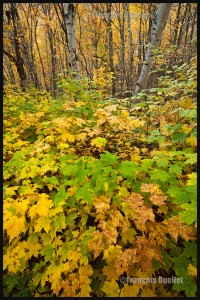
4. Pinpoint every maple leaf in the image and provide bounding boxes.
[88,231,104,259]
[122,193,154,231]
[163,216,196,242]
[61,132,75,142]
[149,192,167,206]
[28,194,53,220]
[120,284,142,297]
[34,217,52,233]
[91,137,107,148]
[101,279,120,297]
[77,132,87,141]
[140,183,160,193]
[134,236,163,271]
[187,264,197,277]
[5,215,27,241]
